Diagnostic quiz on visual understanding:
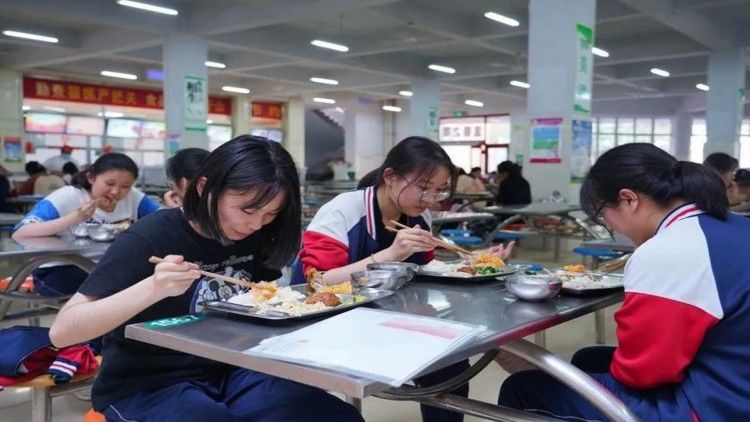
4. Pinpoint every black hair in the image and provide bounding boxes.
[735,169,750,187]
[357,169,379,189]
[166,148,210,184]
[365,136,456,191]
[72,153,138,191]
[581,143,727,222]
[704,152,739,174]
[497,161,523,180]
[25,161,45,175]
[182,136,301,269]
[62,162,79,175]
